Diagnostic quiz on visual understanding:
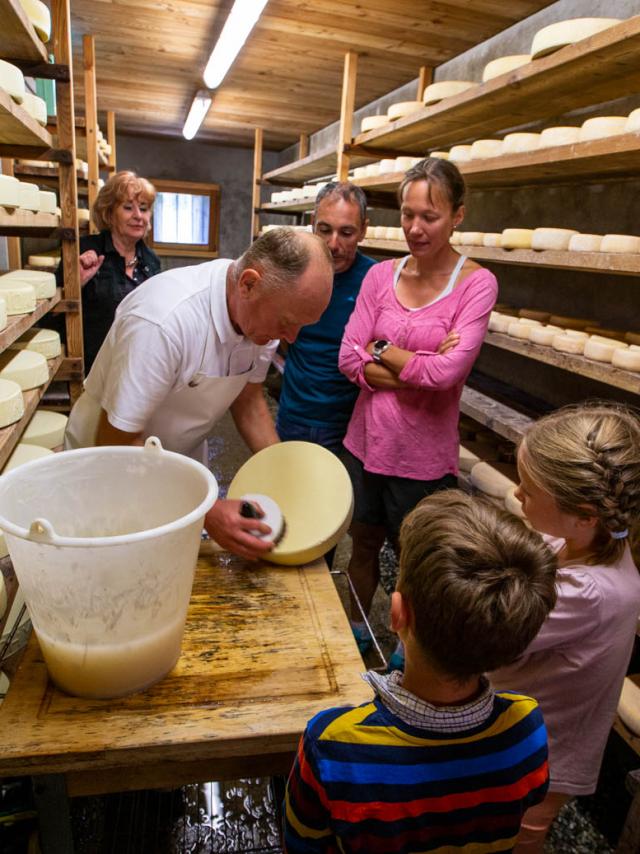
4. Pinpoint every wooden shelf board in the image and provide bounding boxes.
[0,355,64,470]
[485,331,640,395]
[354,17,640,152]
[262,146,377,187]
[0,290,61,352]
[361,238,406,255]
[0,207,60,237]
[0,0,48,63]
[0,89,52,150]
[14,162,88,187]
[261,201,313,214]
[459,386,534,444]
